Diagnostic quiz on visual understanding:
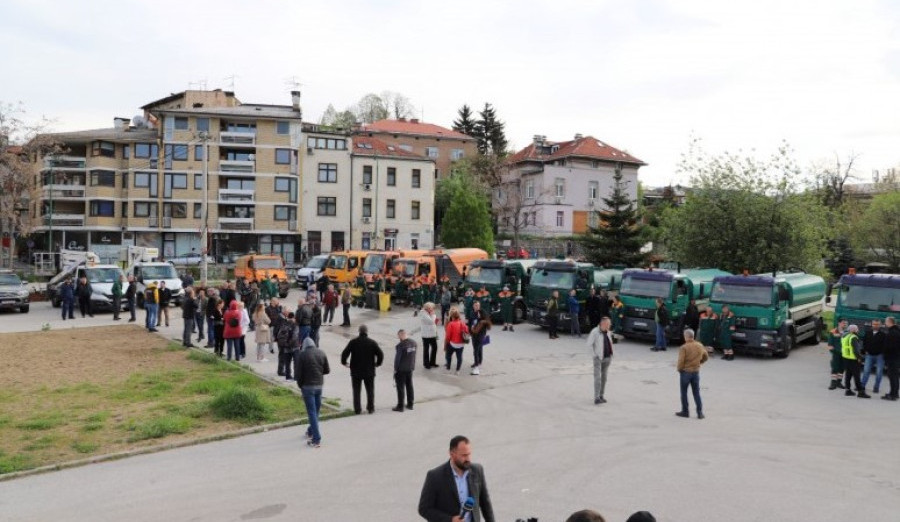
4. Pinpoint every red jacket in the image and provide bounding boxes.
[323,290,338,308]
[223,301,242,339]
[444,318,469,345]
